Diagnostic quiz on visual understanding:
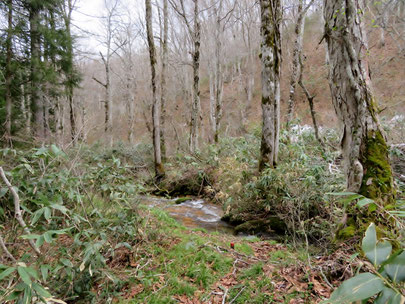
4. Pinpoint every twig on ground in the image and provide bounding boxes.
[229,286,246,304]
[222,288,228,304]
[318,266,333,289]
